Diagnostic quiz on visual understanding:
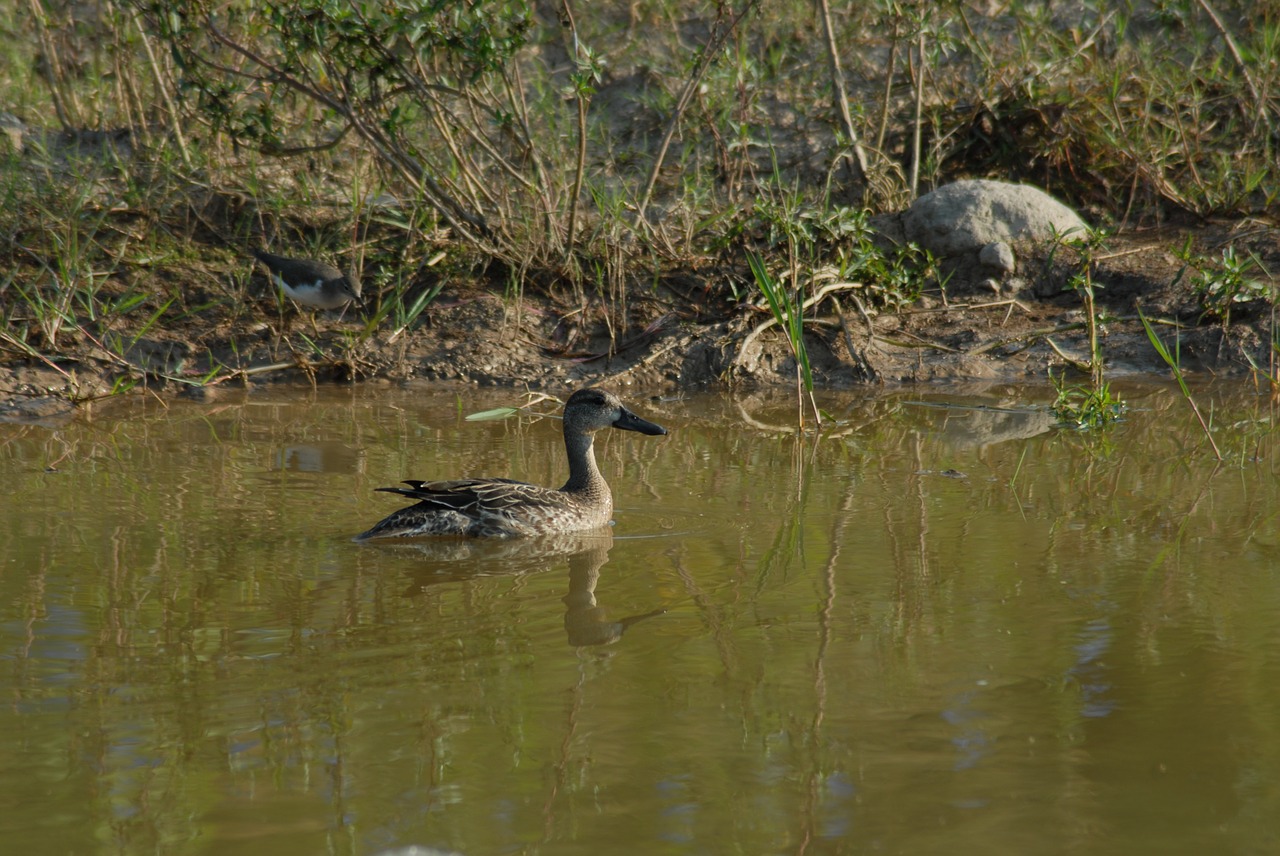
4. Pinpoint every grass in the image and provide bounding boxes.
[1176,241,1272,326]
[1140,311,1224,461]
[1050,371,1125,430]
[0,1,1277,403]
[747,249,818,428]
[1048,228,1127,430]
